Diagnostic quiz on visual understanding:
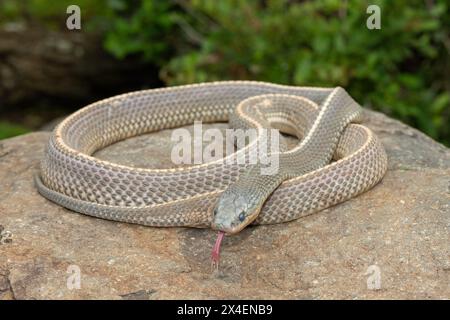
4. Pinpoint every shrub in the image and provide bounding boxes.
[1,0,448,145]
[105,0,450,145]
